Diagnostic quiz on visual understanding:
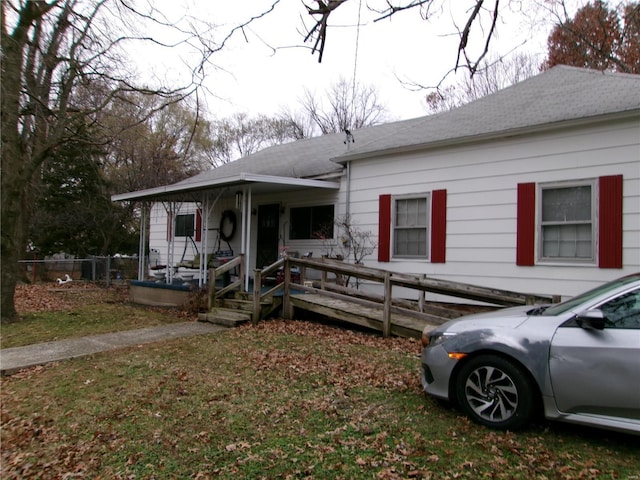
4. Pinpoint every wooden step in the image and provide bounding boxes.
[221,298,256,312]
[198,308,251,327]
[218,295,283,319]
